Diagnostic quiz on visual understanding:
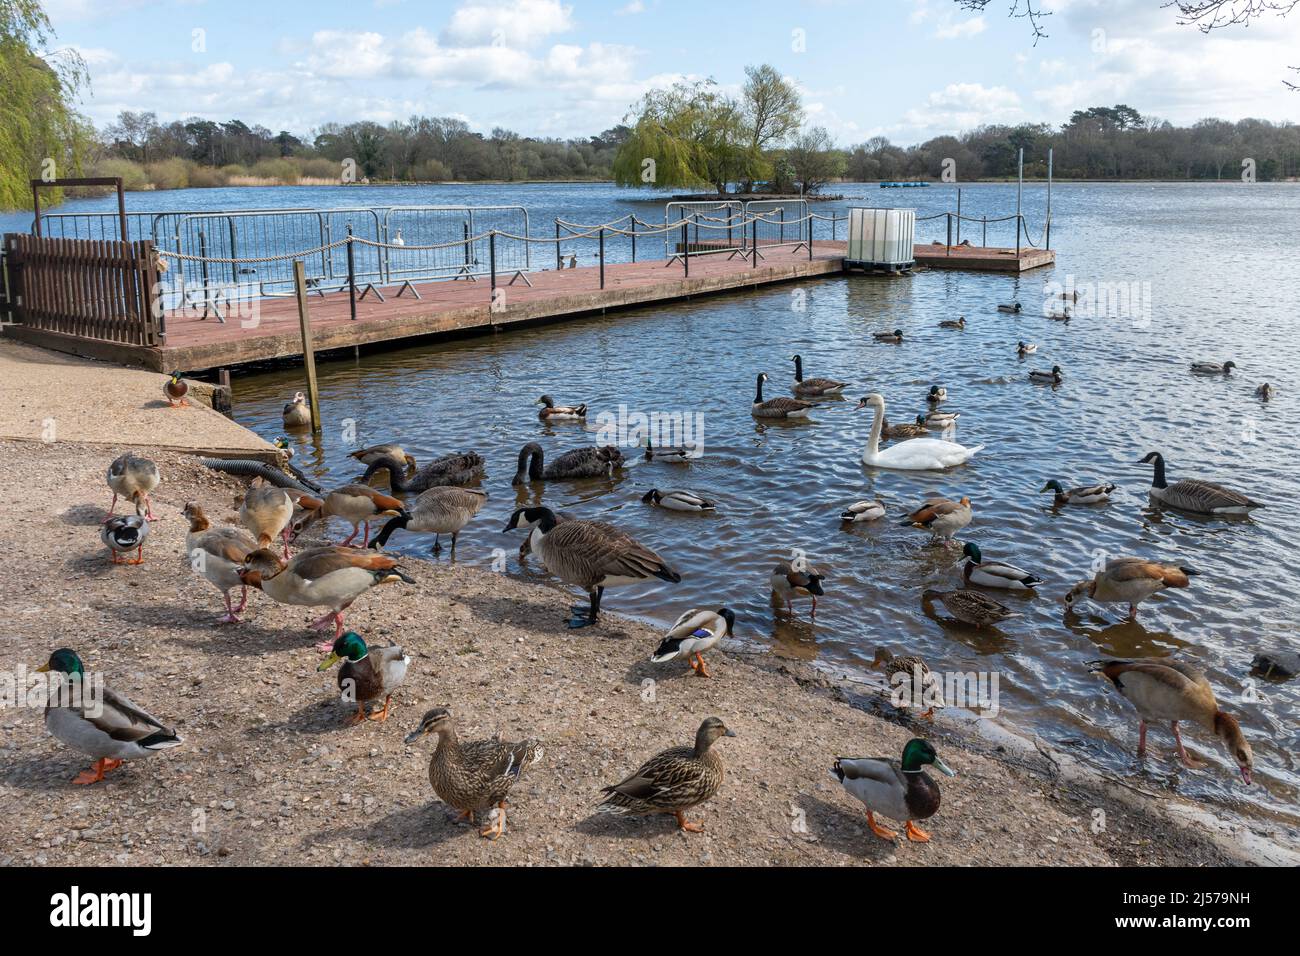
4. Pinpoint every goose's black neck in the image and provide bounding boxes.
[515,442,545,482]
[1147,453,1167,488]
[793,355,804,382]
[363,454,411,493]
[754,374,765,404]
[370,512,410,548]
